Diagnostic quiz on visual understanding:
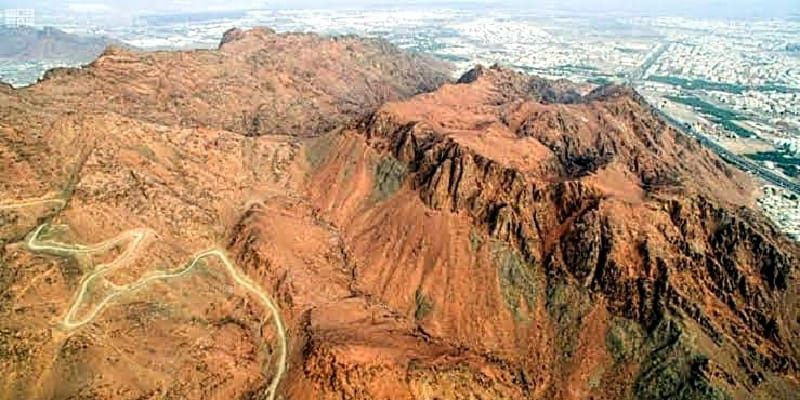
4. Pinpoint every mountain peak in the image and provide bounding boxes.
[458,64,586,104]
[219,26,277,48]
